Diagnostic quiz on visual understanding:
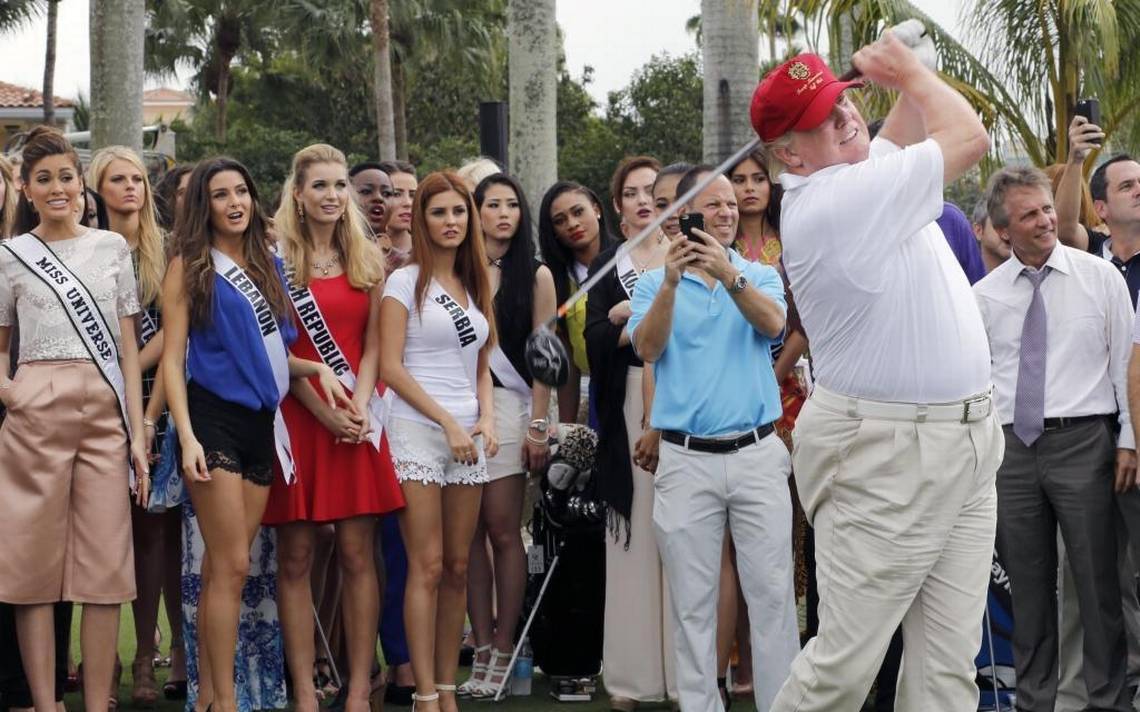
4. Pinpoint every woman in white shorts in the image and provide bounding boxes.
[458,173,556,699]
[379,170,498,712]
